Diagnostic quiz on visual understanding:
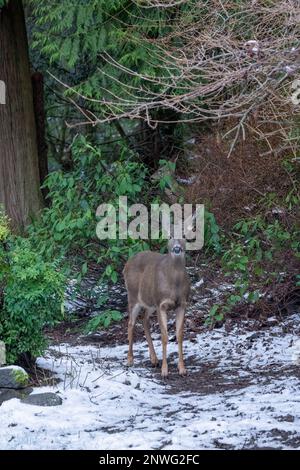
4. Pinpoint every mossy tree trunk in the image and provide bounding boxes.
[0,0,43,231]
